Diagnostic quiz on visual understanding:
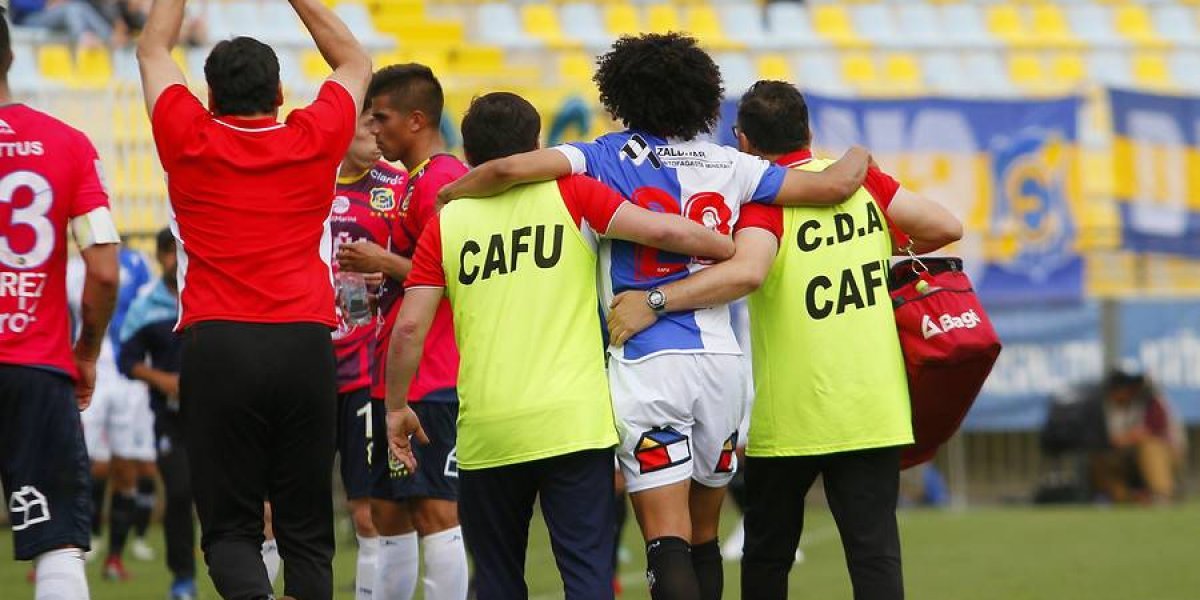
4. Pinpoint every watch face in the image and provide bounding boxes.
[648,290,666,310]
